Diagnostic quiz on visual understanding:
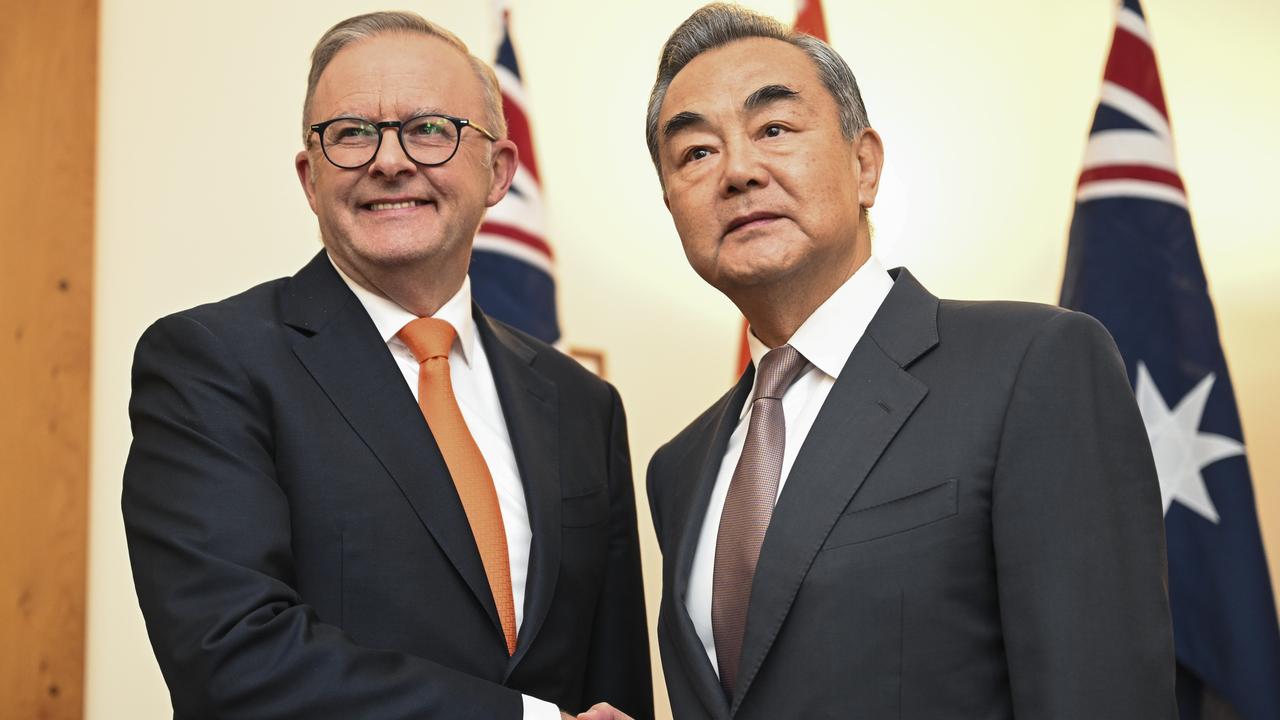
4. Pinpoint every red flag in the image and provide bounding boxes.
[736,0,829,375]
[794,0,829,38]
